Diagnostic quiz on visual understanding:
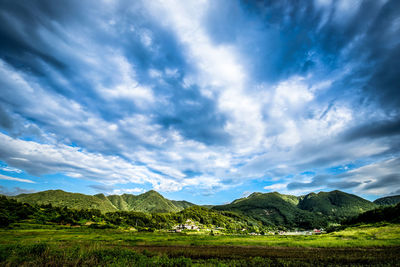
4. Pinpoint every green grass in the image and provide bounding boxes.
[2,223,399,248]
[1,223,399,266]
